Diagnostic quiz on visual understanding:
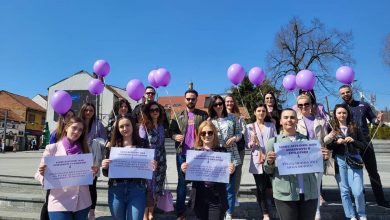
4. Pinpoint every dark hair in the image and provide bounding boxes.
[224,95,240,115]
[140,101,165,130]
[79,103,96,133]
[252,103,272,123]
[60,116,89,153]
[263,91,280,111]
[184,89,198,97]
[332,104,357,133]
[113,99,132,116]
[339,84,352,91]
[144,86,156,93]
[109,115,142,147]
[208,95,228,118]
[281,108,297,116]
[55,109,75,142]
